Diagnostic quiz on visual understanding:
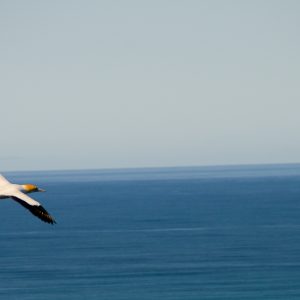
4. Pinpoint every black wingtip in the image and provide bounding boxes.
[37,205,56,225]
[11,196,56,225]
[50,219,57,225]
